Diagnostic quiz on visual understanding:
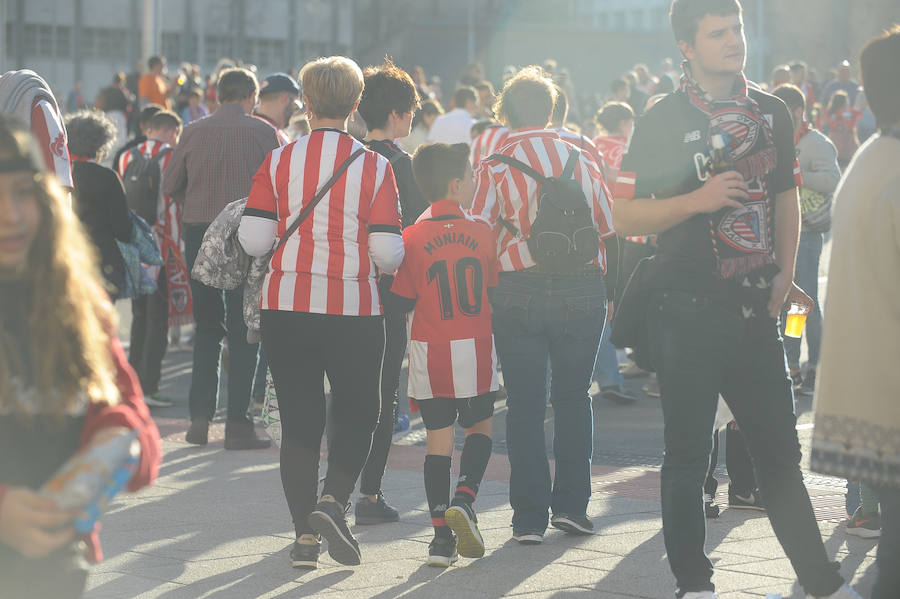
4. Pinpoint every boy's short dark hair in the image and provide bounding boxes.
[860,24,900,130]
[453,86,478,110]
[147,110,183,132]
[358,60,420,131]
[670,0,742,45]
[595,102,635,134]
[139,104,164,126]
[148,55,164,70]
[412,143,471,203]
[772,84,806,115]
[217,68,259,103]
